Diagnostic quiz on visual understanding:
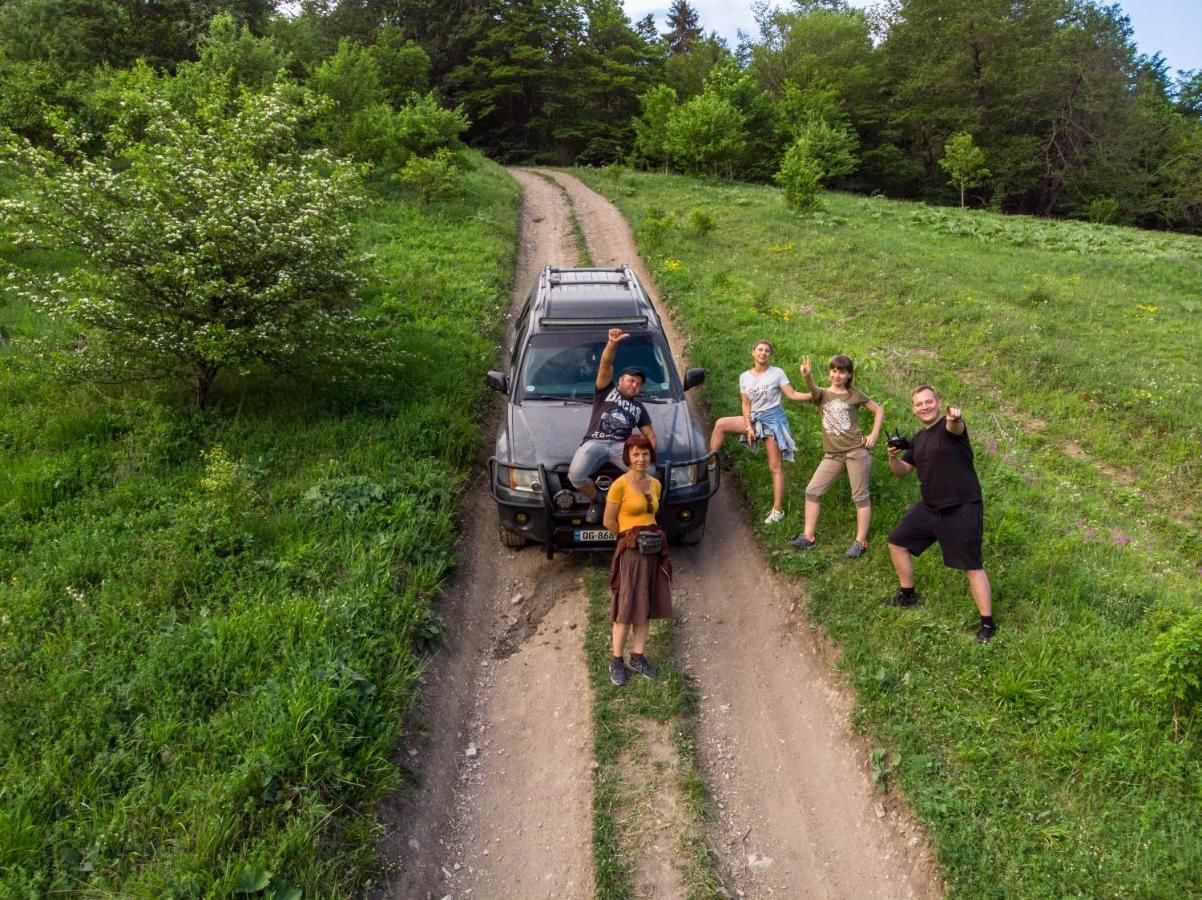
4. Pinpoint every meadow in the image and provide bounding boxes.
[0,157,519,895]
[577,167,1202,897]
